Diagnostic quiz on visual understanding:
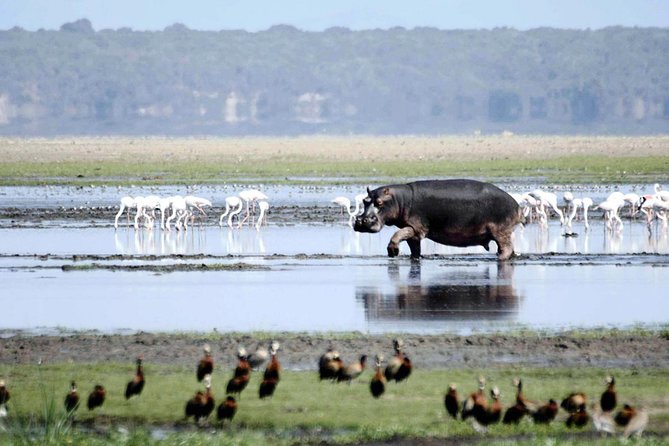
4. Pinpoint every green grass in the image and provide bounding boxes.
[1,155,668,185]
[0,363,667,444]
